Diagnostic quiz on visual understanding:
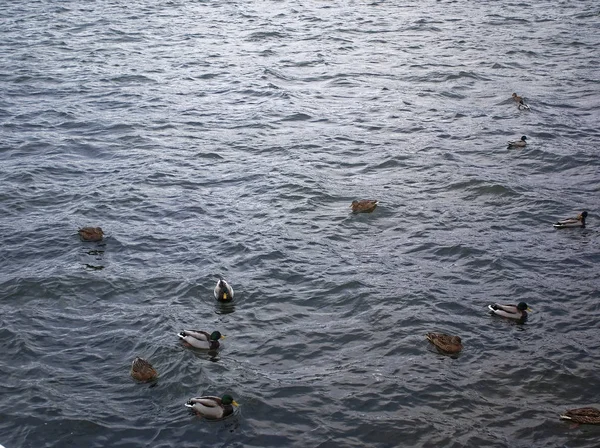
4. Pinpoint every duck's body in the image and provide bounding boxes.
[512,93,530,110]
[488,302,531,320]
[130,357,158,382]
[78,227,104,242]
[351,199,379,213]
[426,332,463,354]
[554,211,587,229]
[214,279,234,302]
[560,407,600,425]
[507,136,527,148]
[185,395,239,420]
[178,330,224,350]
